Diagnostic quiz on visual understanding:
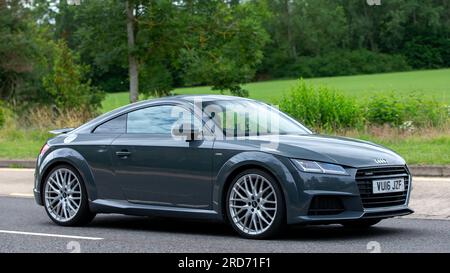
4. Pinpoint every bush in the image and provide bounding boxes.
[366,93,449,128]
[19,107,94,130]
[280,81,448,132]
[279,80,364,131]
[266,50,411,79]
[403,35,450,69]
[298,50,411,78]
